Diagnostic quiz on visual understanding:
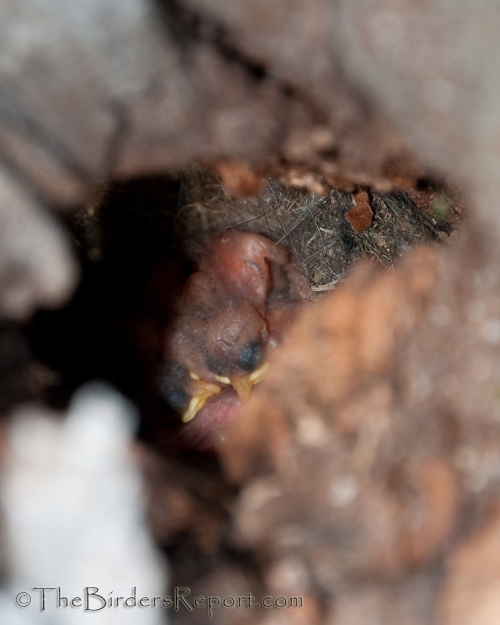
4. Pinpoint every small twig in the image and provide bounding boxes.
[311,280,340,292]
